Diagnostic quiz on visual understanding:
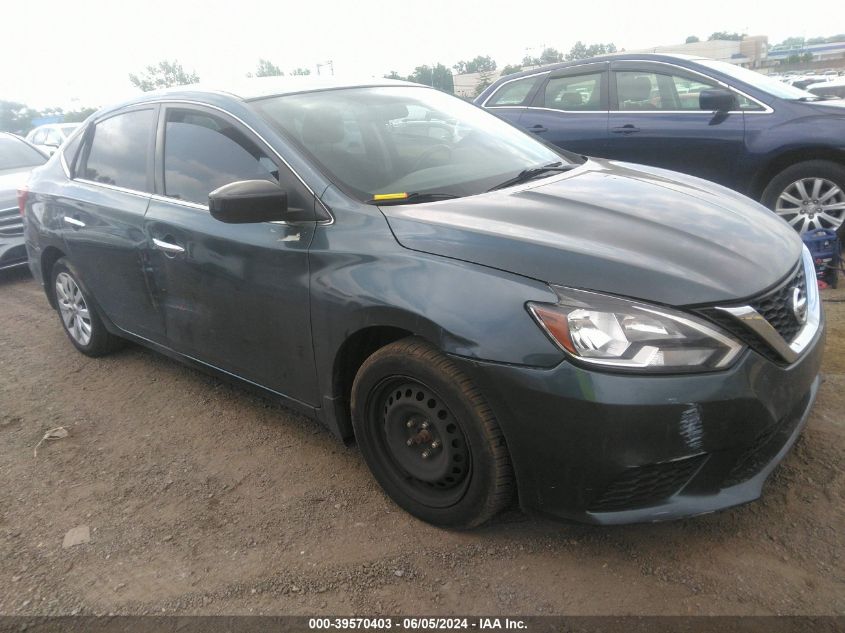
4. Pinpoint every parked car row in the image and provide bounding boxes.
[18,75,823,528]
[477,54,845,237]
[0,132,47,270]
